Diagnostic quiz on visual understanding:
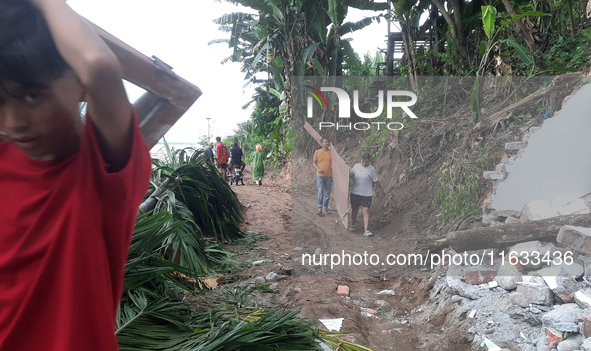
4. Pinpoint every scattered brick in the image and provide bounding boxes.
[557,226,591,254]
[545,327,563,351]
[505,254,524,271]
[464,267,498,285]
[337,285,349,297]
[342,336,356,343]
[583,315,591,338]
